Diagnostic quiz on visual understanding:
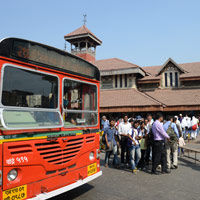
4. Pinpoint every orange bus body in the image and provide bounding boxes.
[0,38,101,200]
